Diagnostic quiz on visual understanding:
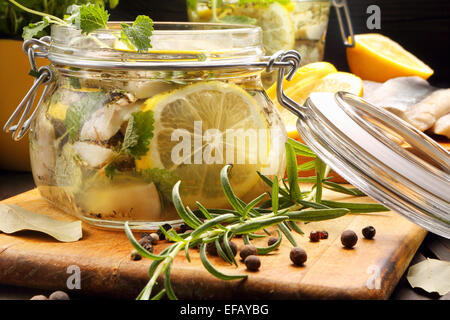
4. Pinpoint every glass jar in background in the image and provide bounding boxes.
[8,23,287,230]
[187,0,331,87]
